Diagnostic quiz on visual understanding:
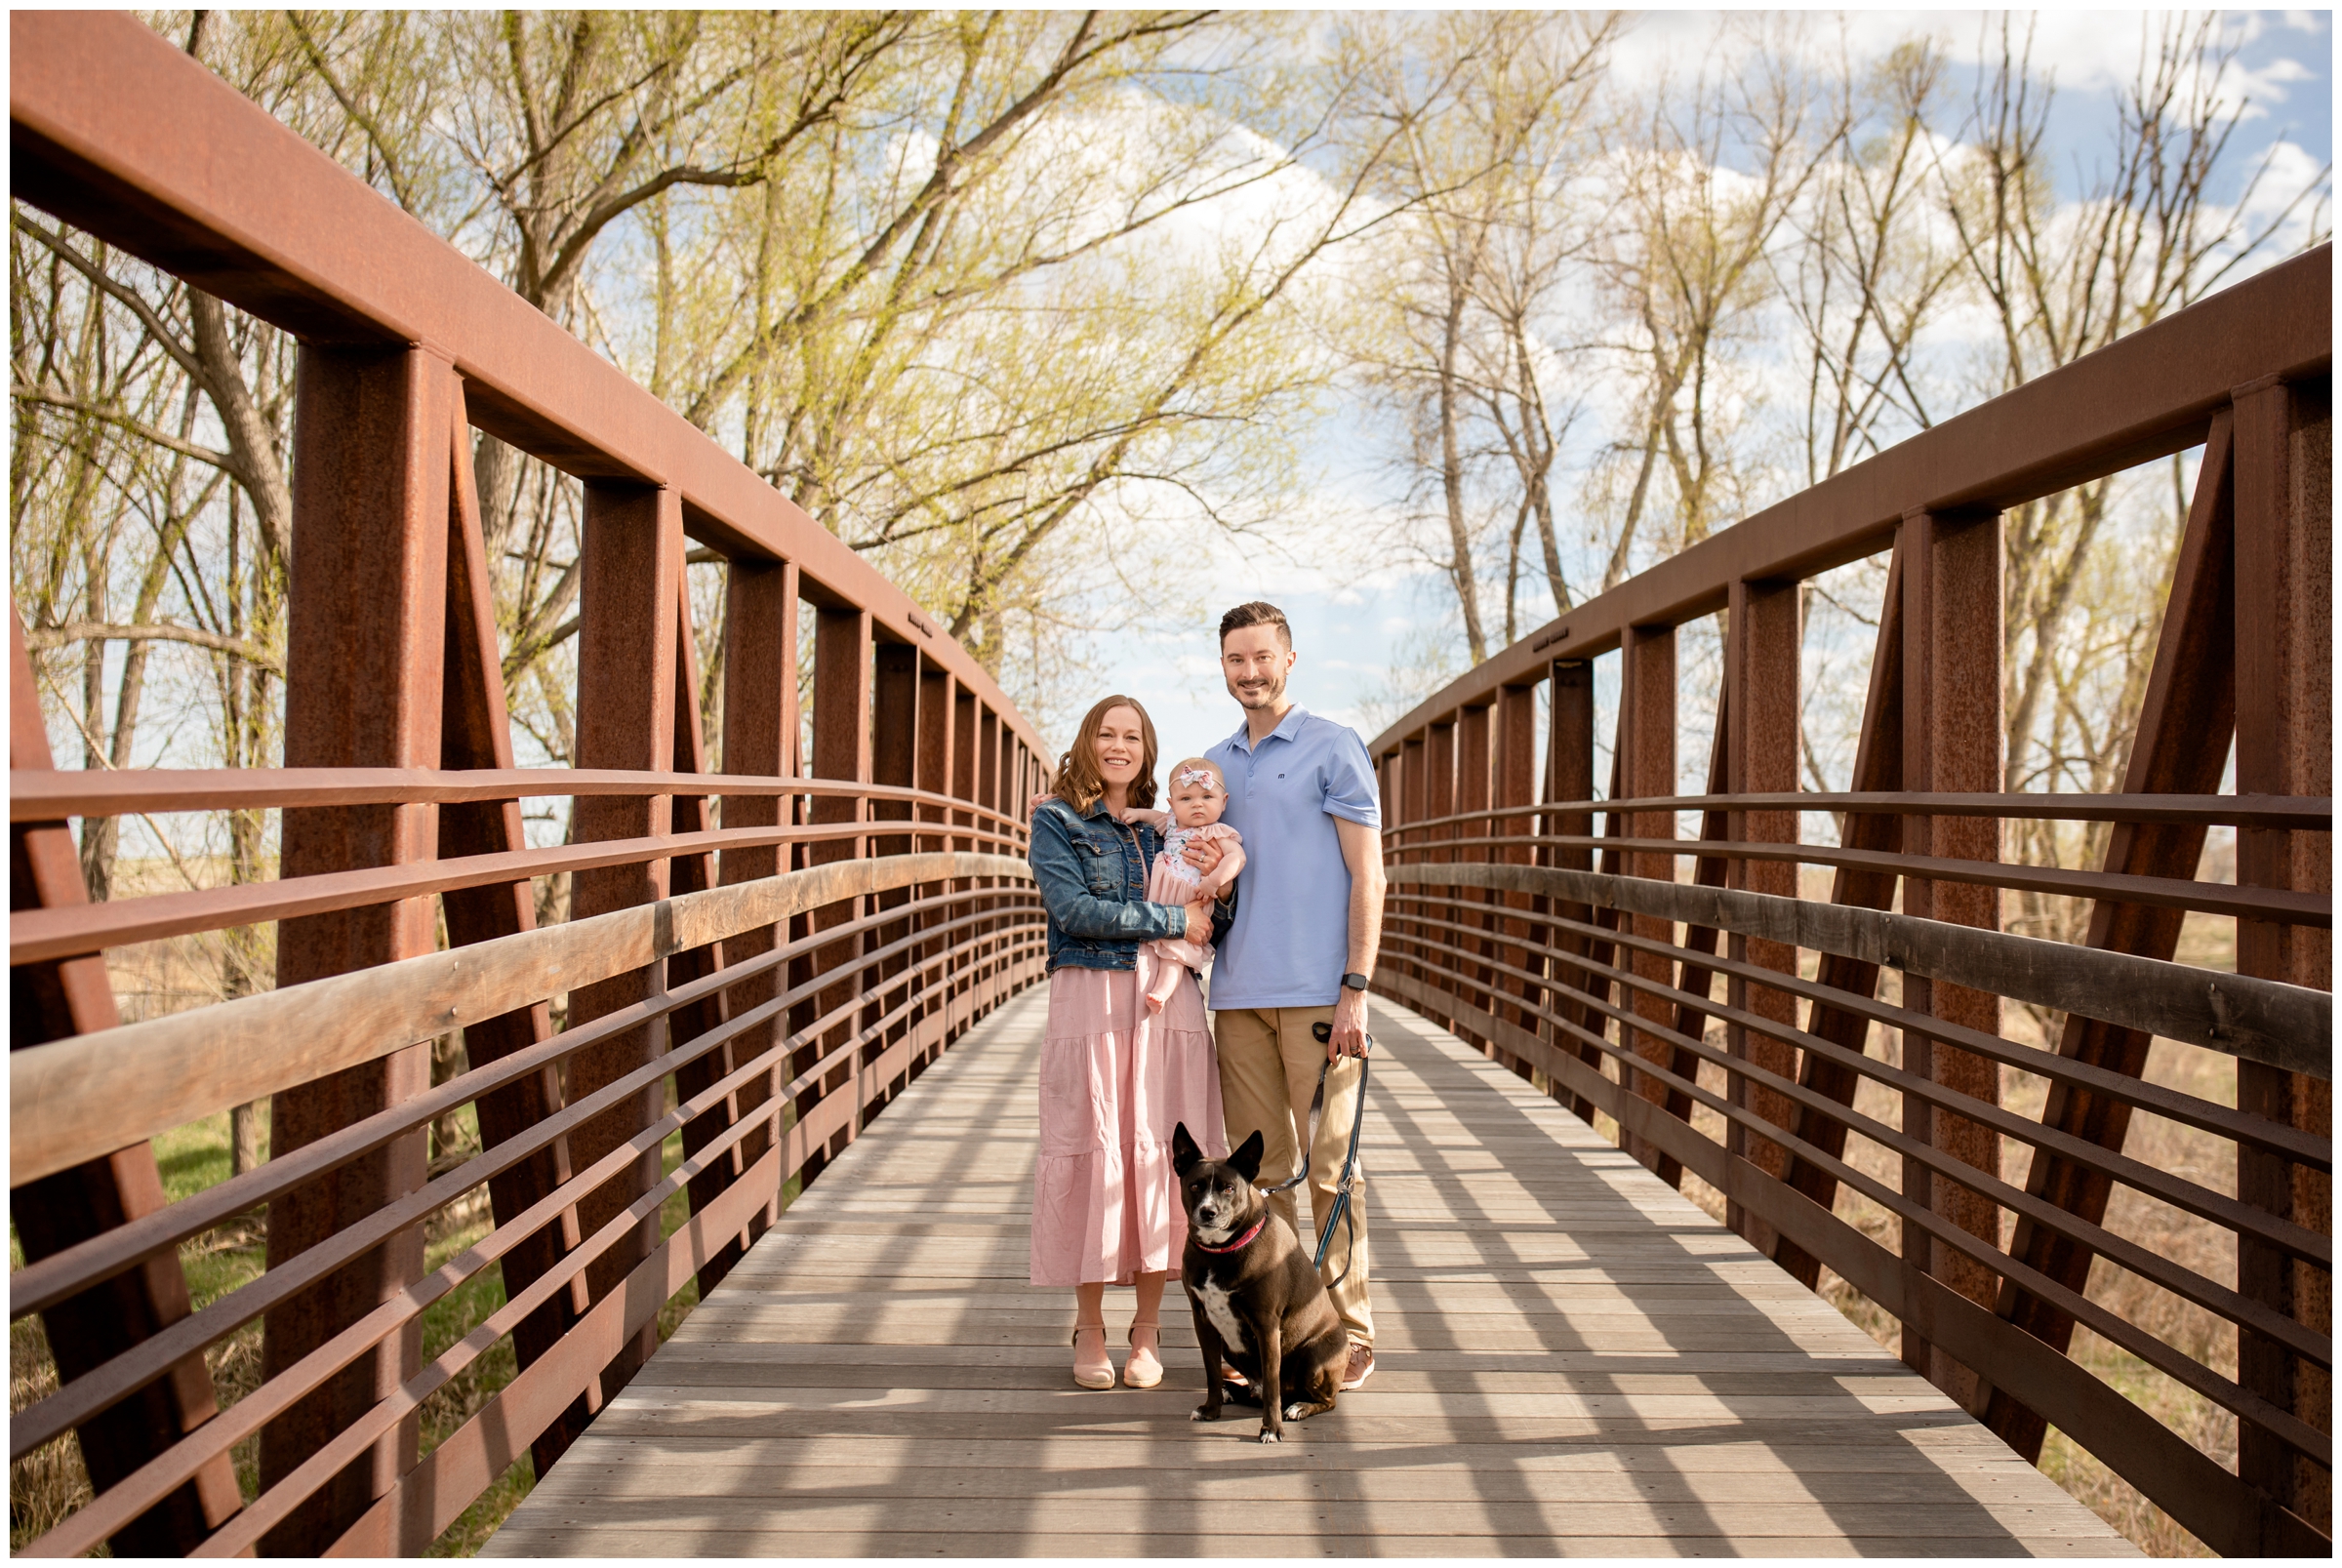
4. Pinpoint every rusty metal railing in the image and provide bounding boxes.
[10,14,1049,1555]
[1365,246,2332,1553]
